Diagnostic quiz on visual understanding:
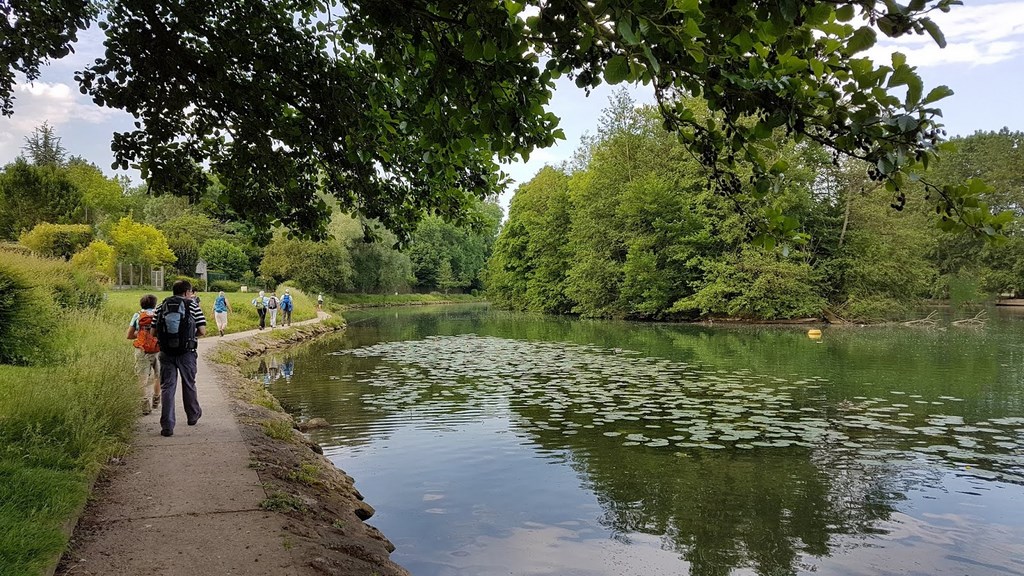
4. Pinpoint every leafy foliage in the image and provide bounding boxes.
[199,238,249,280]
[19,223,93,260]
[491,92,1011,322]
[2,0,1000,240]
[70,240,116,281]
[259,234,353,293]
[0,159,82,240]
[108,217,176,268]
